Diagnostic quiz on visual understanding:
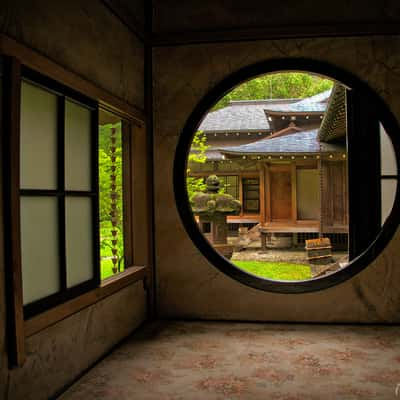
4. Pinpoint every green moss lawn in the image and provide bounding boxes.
[232,260,312,281]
